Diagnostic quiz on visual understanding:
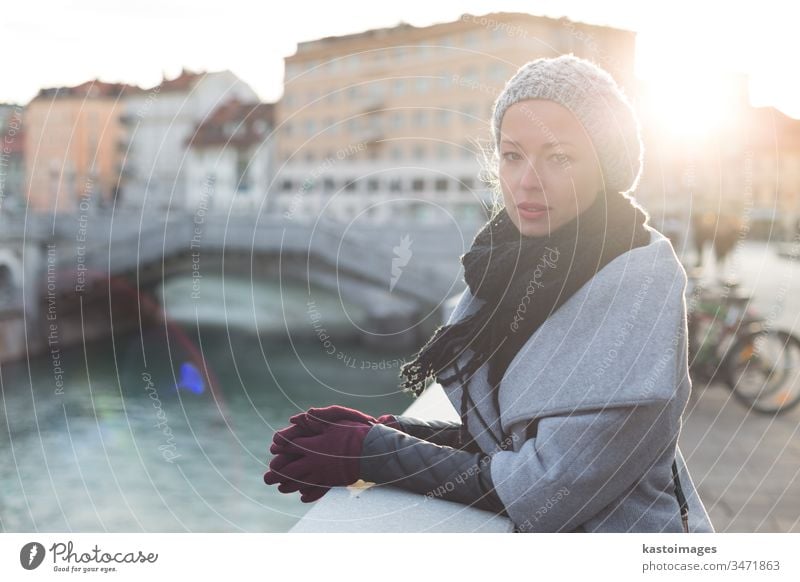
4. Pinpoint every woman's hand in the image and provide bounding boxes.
[288,404,400,432]
[264,419,372,488]
[264,405,400,502]
[264,453,330,502]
